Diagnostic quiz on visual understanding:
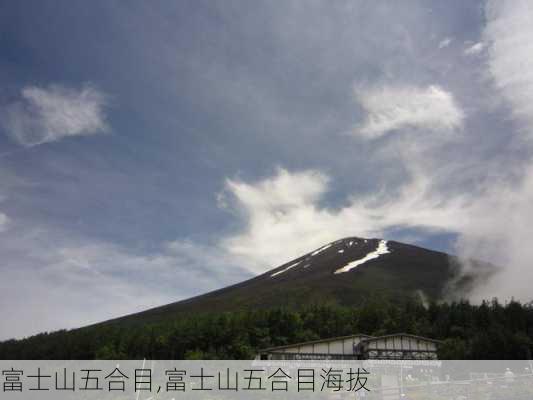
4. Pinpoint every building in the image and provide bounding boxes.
[256,333,440,360]
[354,333,440,360]
[256,333,372,360]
